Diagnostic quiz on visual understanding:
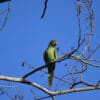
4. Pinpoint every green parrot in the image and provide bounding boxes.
[43,40,57,87]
